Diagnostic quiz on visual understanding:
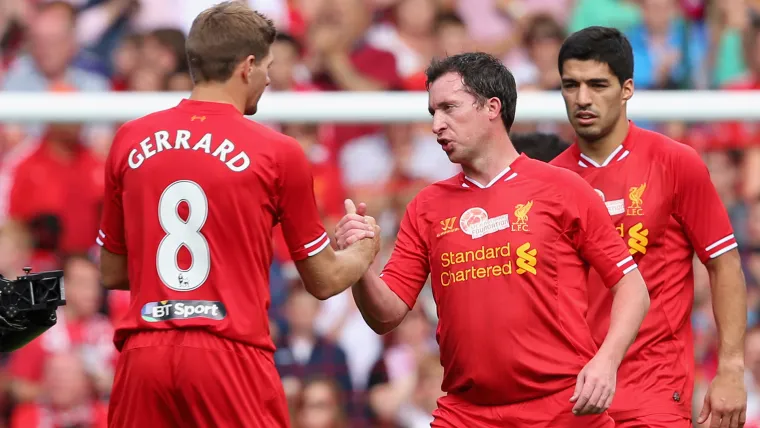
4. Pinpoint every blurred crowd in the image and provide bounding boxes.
[2,0,760,427]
